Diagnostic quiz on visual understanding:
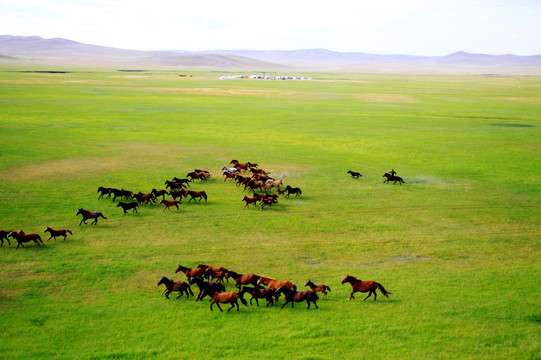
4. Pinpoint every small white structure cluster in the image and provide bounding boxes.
[218,74,312,80]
